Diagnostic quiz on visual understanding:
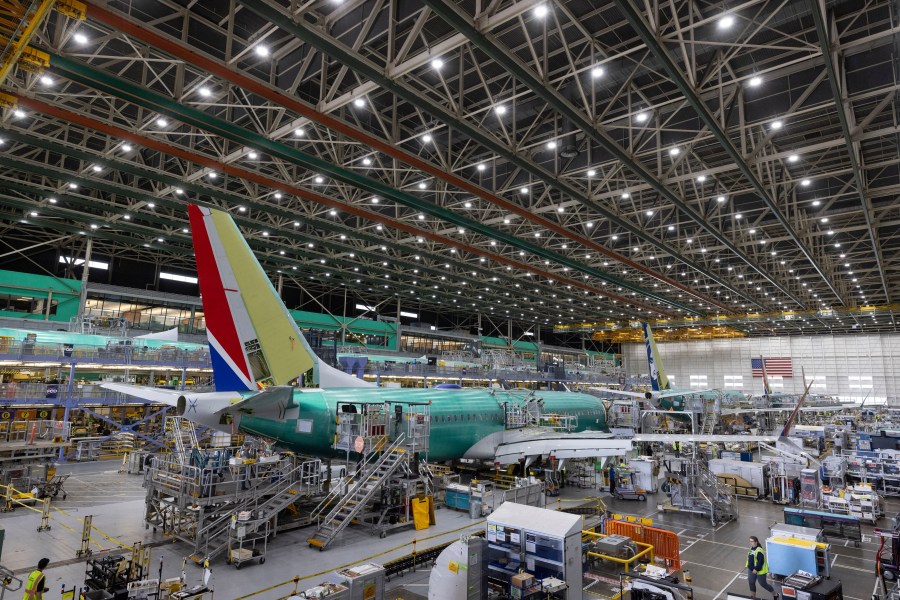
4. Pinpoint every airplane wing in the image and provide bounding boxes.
[102,383,182,405]
[491,430,633,464]
[588,387,648,398]
[721,406,842,415]
[657,389,718,398]
[632,433,778,443]
[588,387,721,399]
